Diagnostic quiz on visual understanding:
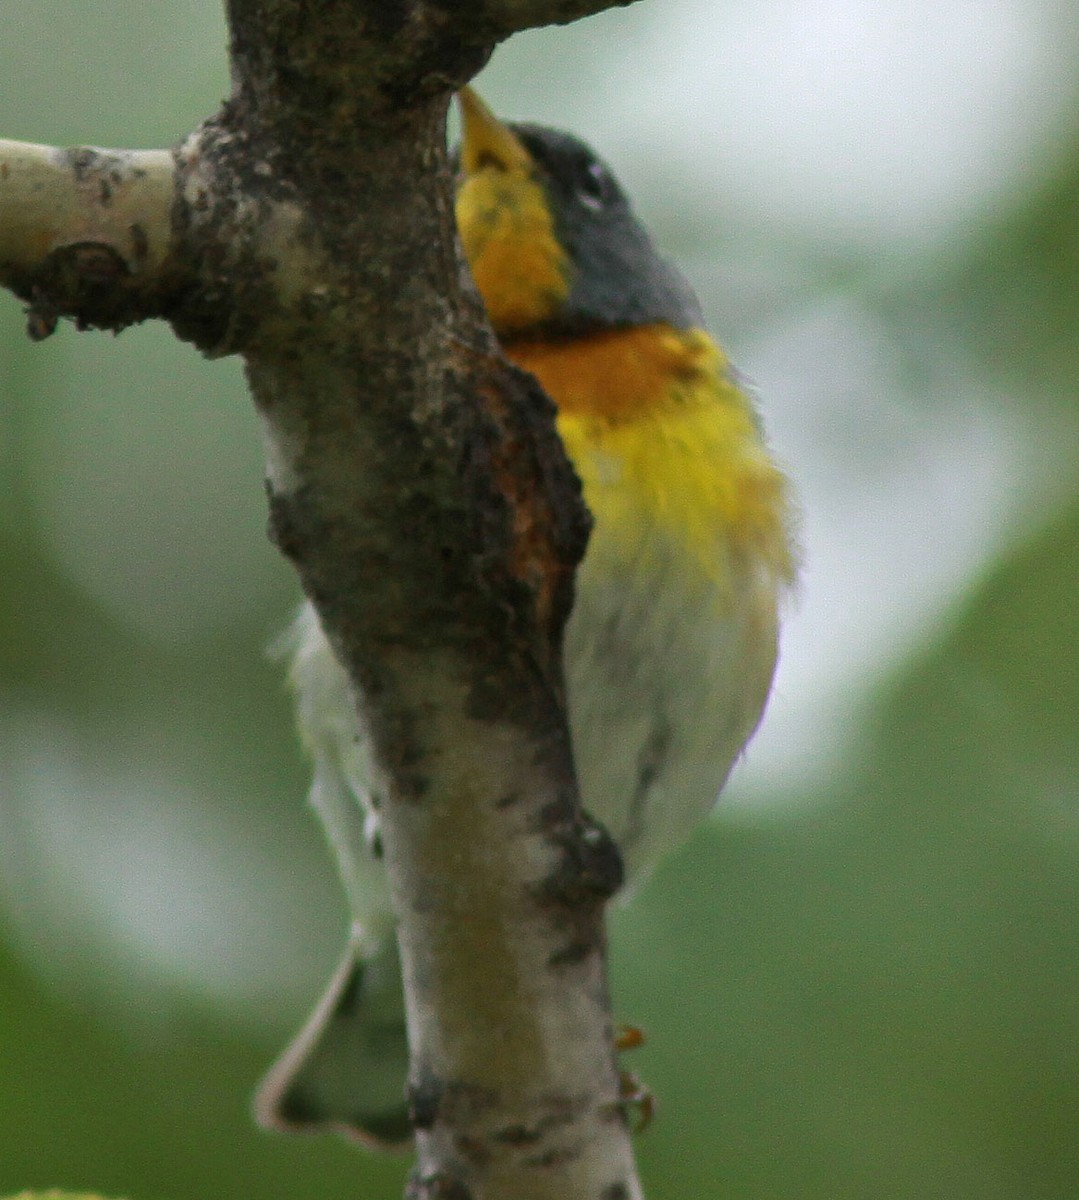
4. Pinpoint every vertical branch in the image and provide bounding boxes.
[195,3,645,1196]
